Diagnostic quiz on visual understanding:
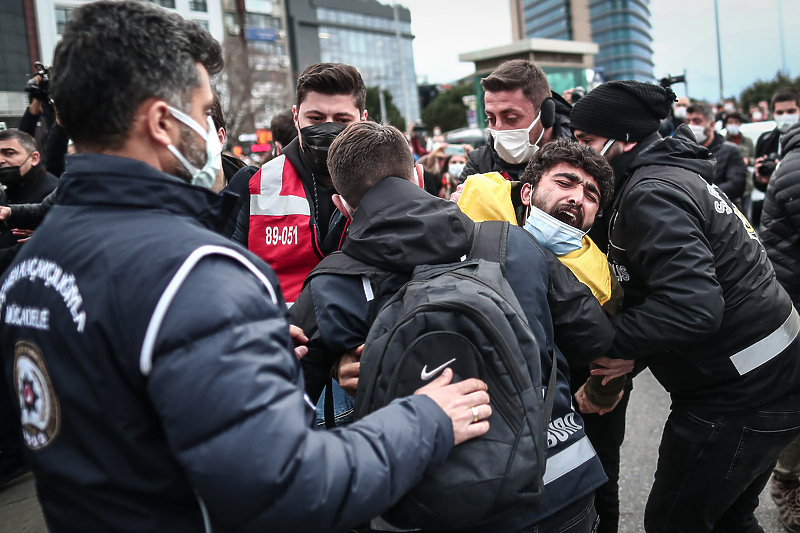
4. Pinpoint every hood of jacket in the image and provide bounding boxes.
[781,121,800,155]
[626,124,716,183]
[342,176,475,272]
[57,153,238,232]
